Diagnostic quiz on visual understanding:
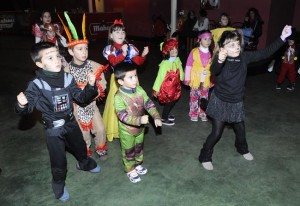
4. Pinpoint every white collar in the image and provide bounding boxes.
[199,45,209,53]
[169,57,176,62]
